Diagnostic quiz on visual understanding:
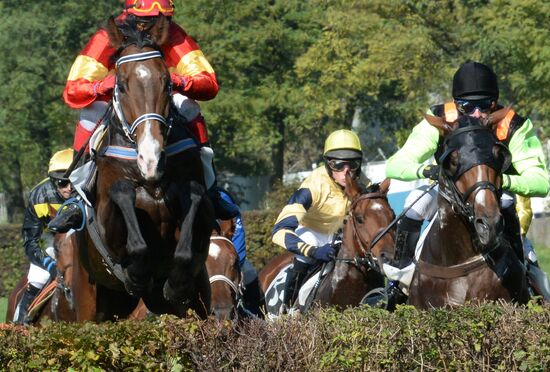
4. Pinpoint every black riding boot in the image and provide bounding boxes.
[242,277,262,317]
[48,201,84,233]
[501,205,524,263]
[392,216,423,269]
[13,284,41,325]
[282,259,310,311]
